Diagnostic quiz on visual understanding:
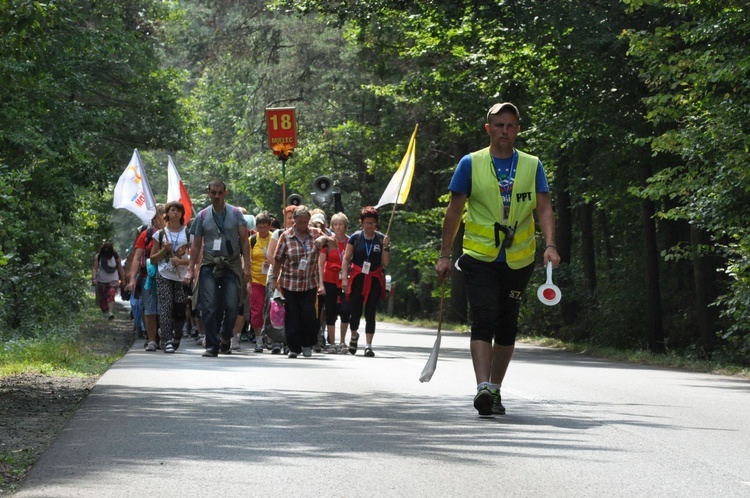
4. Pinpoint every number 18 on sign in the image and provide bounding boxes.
[266,107,297,209]
[266,107,297,159]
